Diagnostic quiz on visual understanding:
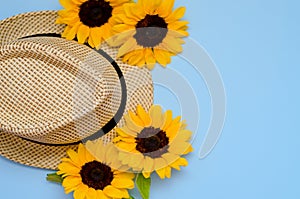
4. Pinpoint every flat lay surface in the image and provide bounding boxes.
[0,0,299,199]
